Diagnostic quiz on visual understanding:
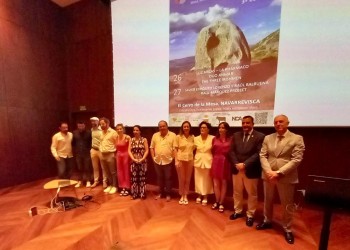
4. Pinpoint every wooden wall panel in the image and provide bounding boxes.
[65,0,114,120]
[0,0,68,188]
[0,107,15,188]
